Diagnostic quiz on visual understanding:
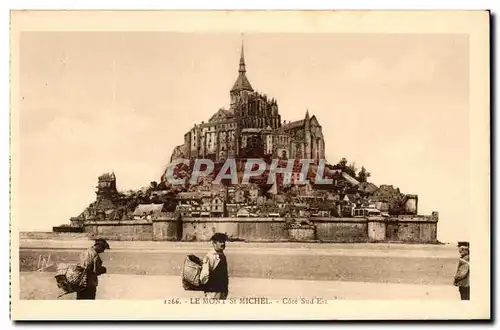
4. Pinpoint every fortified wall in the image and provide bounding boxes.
[79,213,439,243]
